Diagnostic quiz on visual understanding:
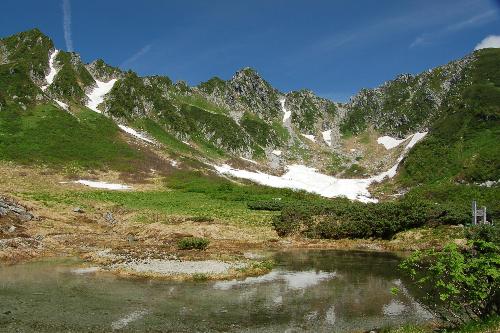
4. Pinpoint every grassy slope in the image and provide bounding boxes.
[24,169,329,226]
[399,48,500,185]
[0,104,141,171]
